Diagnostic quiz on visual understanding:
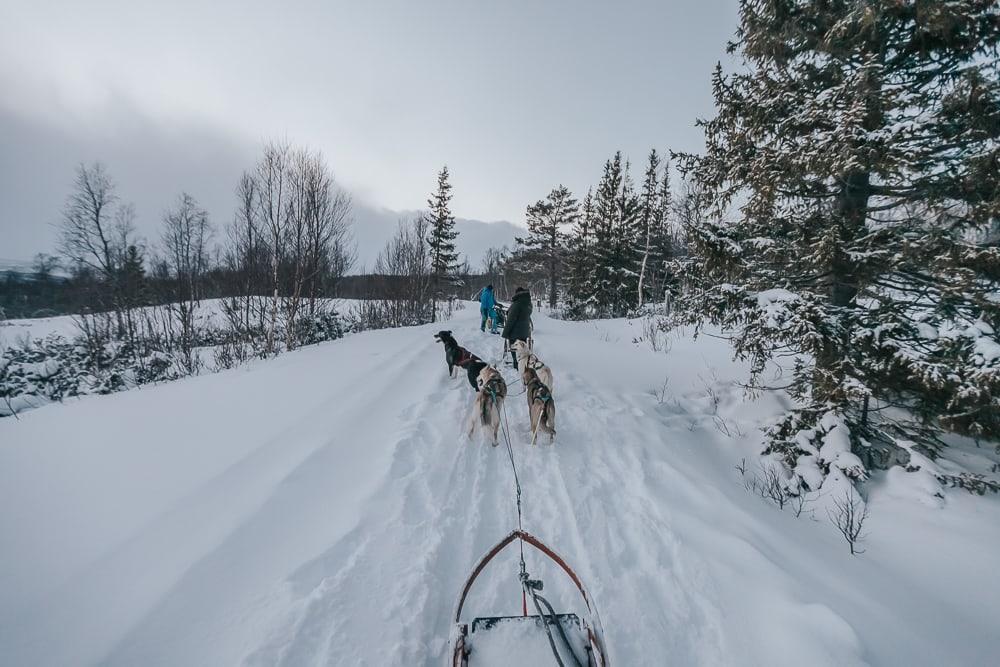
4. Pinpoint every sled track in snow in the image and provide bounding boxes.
[239,318,726,665]
[241,320,729,666]
[243,332,518,665]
